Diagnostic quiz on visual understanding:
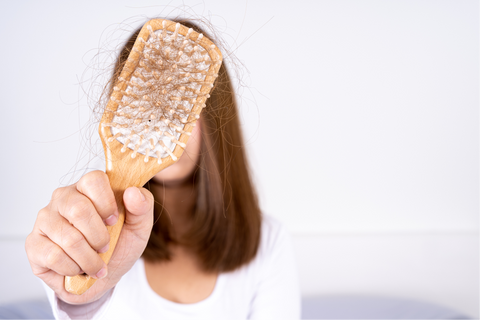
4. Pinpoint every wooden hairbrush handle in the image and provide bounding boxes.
[64,172,127,295]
